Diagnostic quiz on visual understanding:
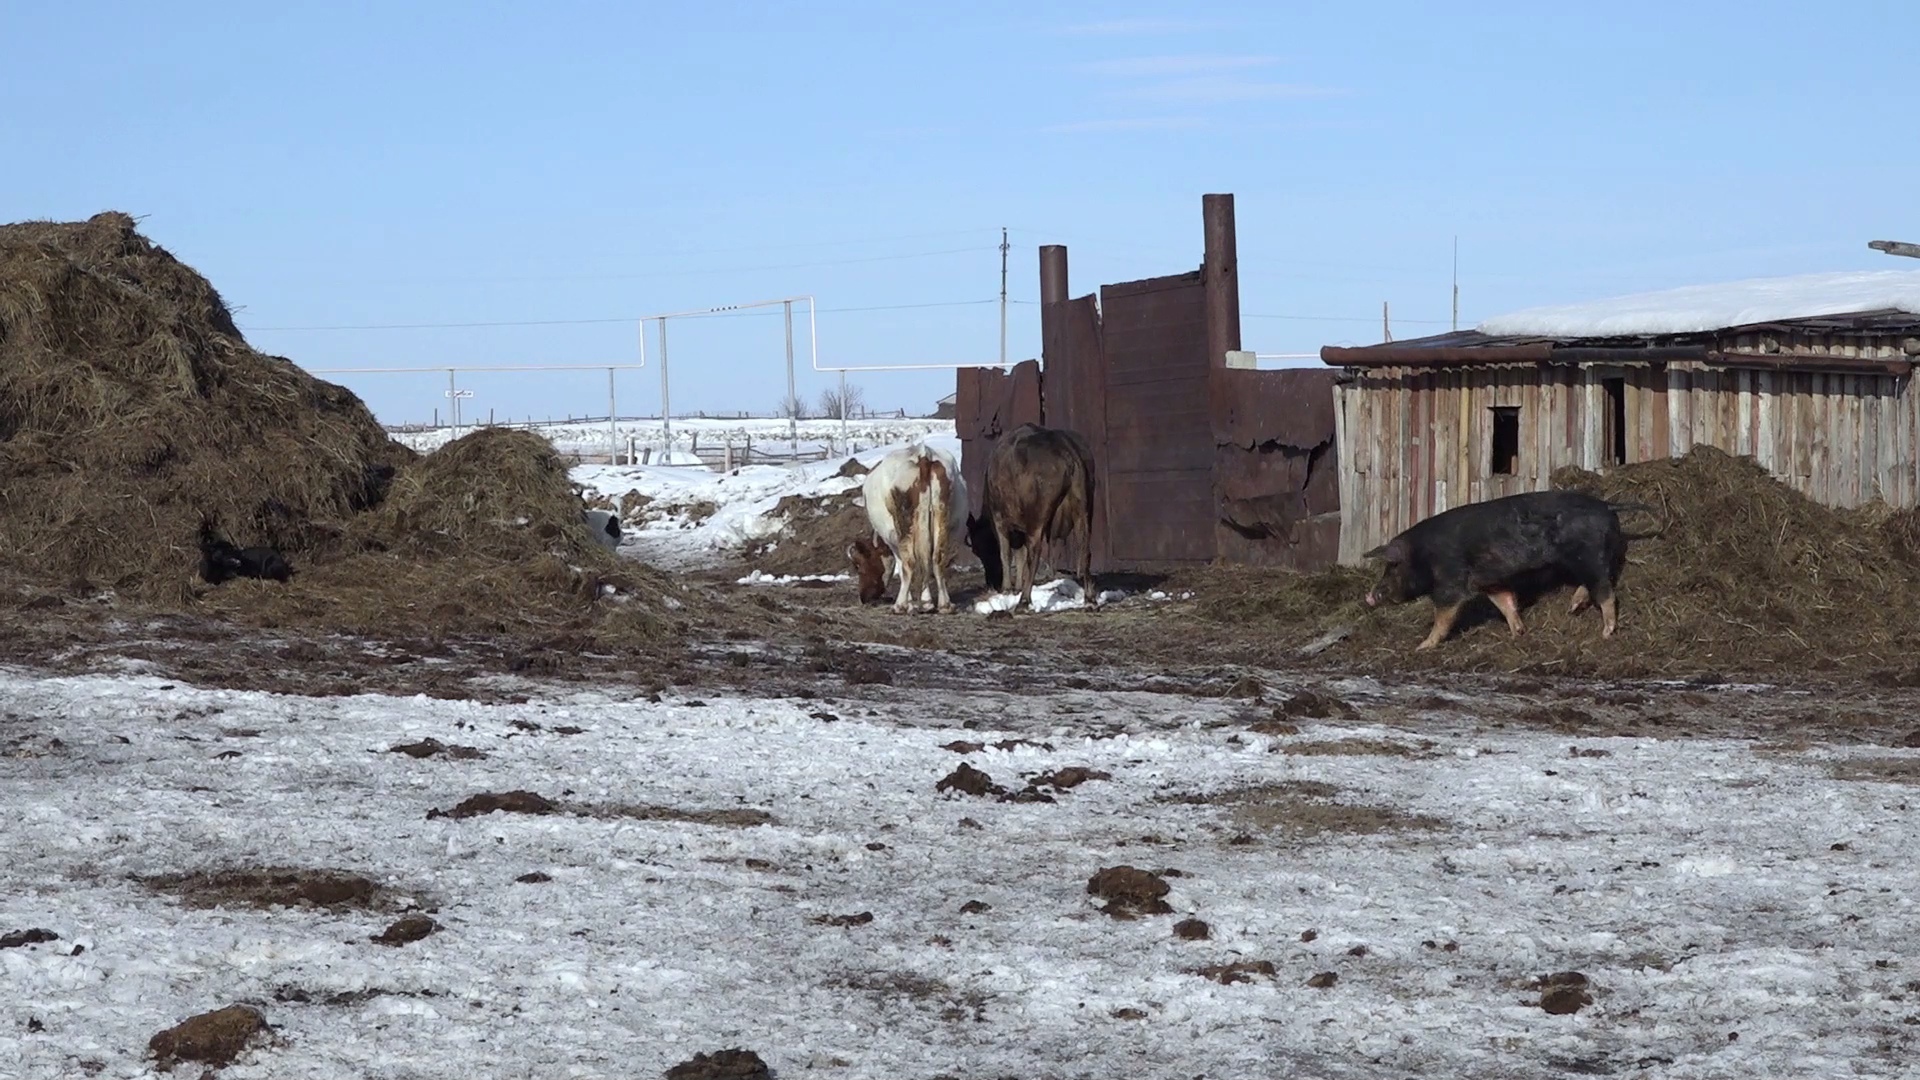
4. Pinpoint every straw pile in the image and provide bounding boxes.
[0,212,685,646]
[1201,445,1920,678]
